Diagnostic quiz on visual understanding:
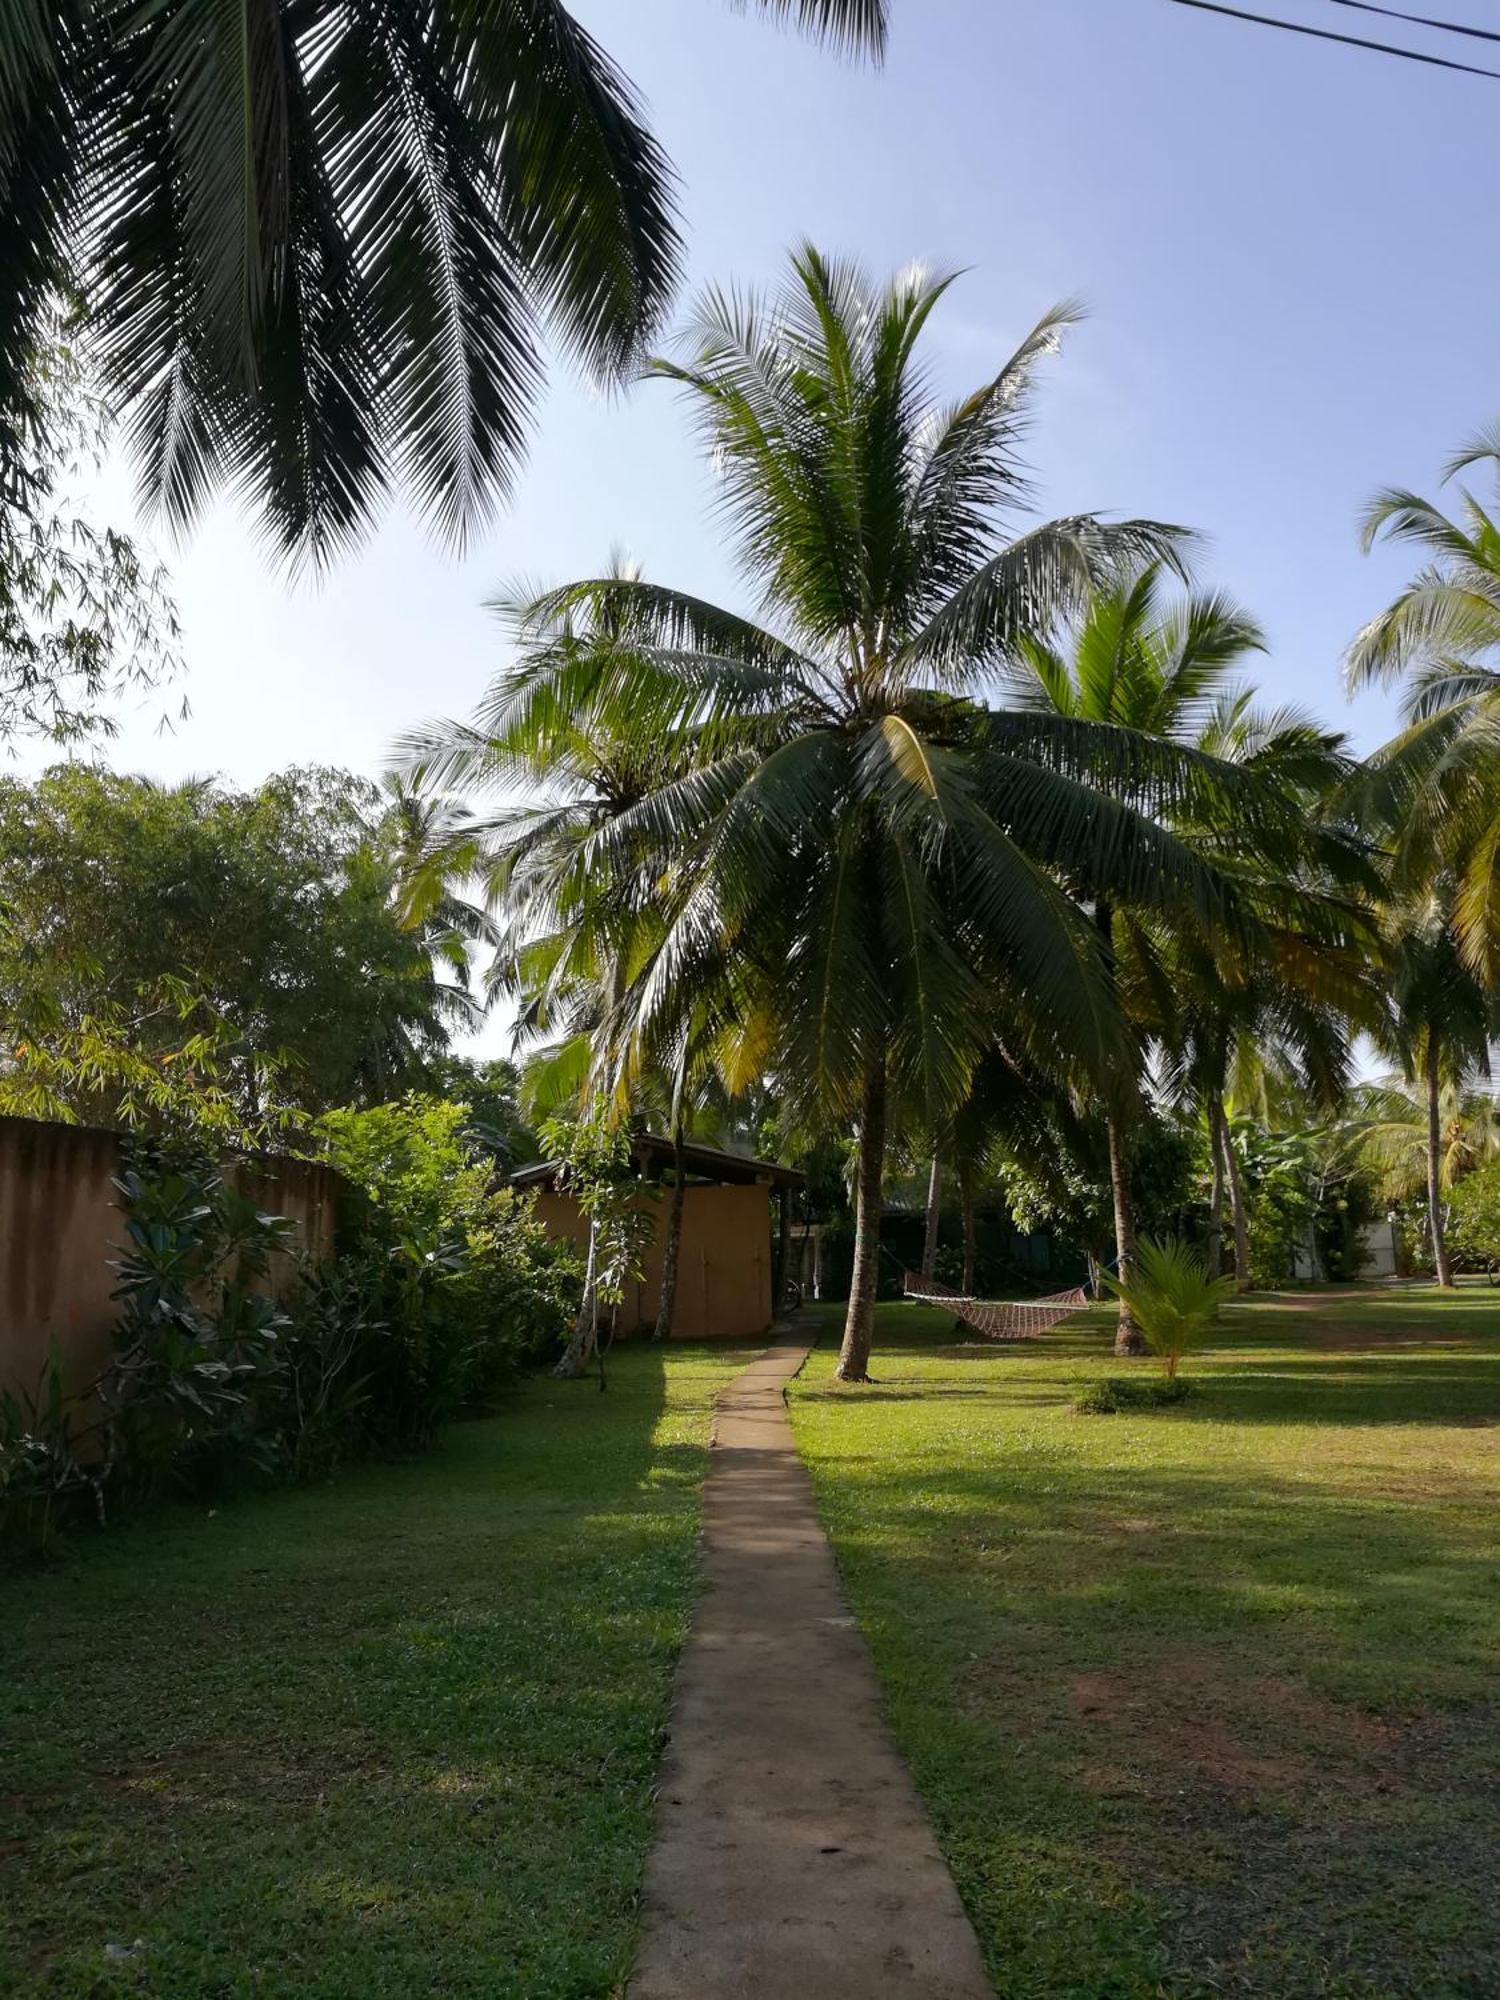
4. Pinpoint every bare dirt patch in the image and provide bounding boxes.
[1066,1656,1403,1801]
